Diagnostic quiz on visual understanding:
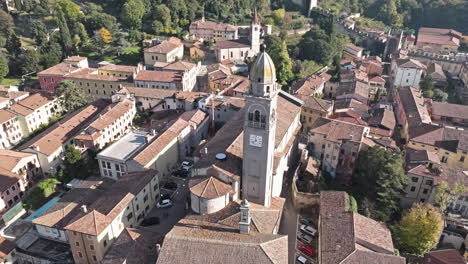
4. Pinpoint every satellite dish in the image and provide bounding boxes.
[215,153,227,160]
